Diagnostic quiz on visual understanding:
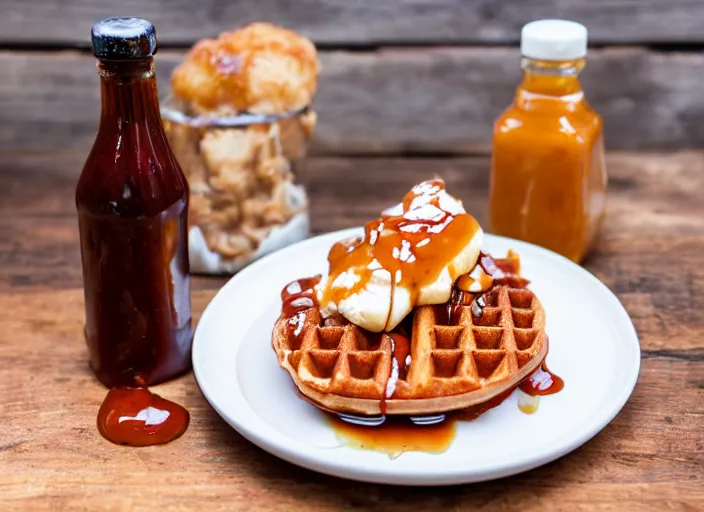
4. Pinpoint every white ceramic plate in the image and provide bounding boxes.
[192,229,640,485]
